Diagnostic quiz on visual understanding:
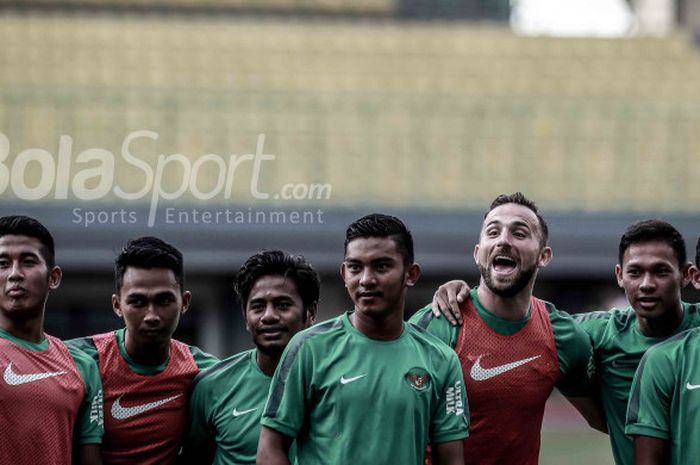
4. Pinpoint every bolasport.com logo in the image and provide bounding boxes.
[0,131,331,227]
